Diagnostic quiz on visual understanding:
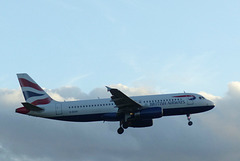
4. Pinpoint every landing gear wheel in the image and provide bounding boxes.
[117,127,124,134]
[188,121,193,126]
[186,114,193,126]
